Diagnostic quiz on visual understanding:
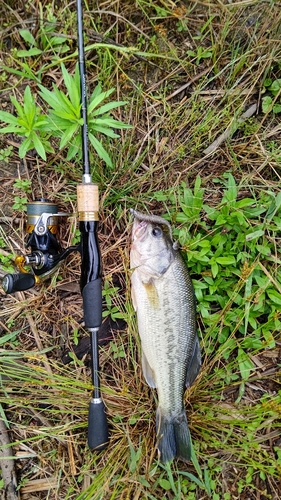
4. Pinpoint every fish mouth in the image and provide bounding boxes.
[130,208,173,240]
[133,220,148,241]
